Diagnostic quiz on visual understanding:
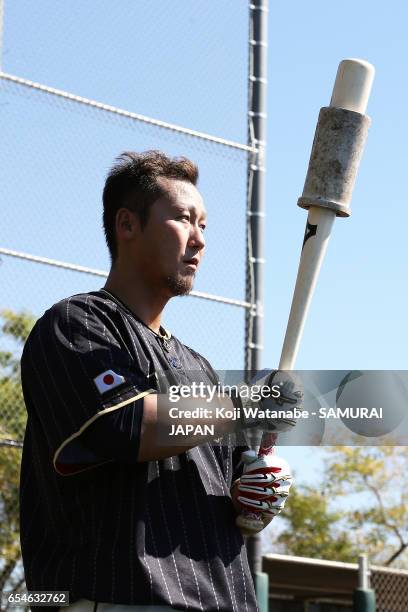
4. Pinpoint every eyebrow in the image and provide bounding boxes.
[174,204,207,219]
